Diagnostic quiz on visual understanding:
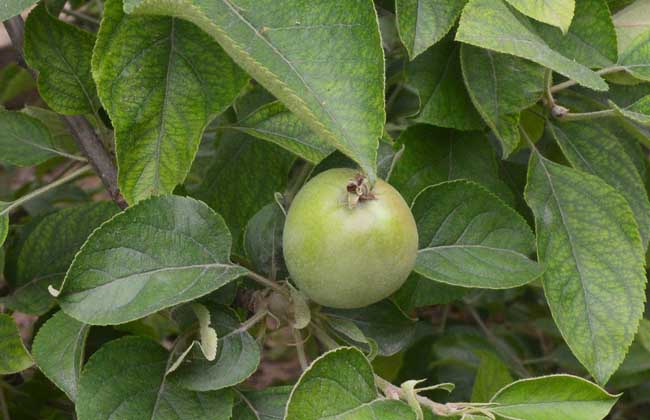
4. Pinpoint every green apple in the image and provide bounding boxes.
[283,168,418,309]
